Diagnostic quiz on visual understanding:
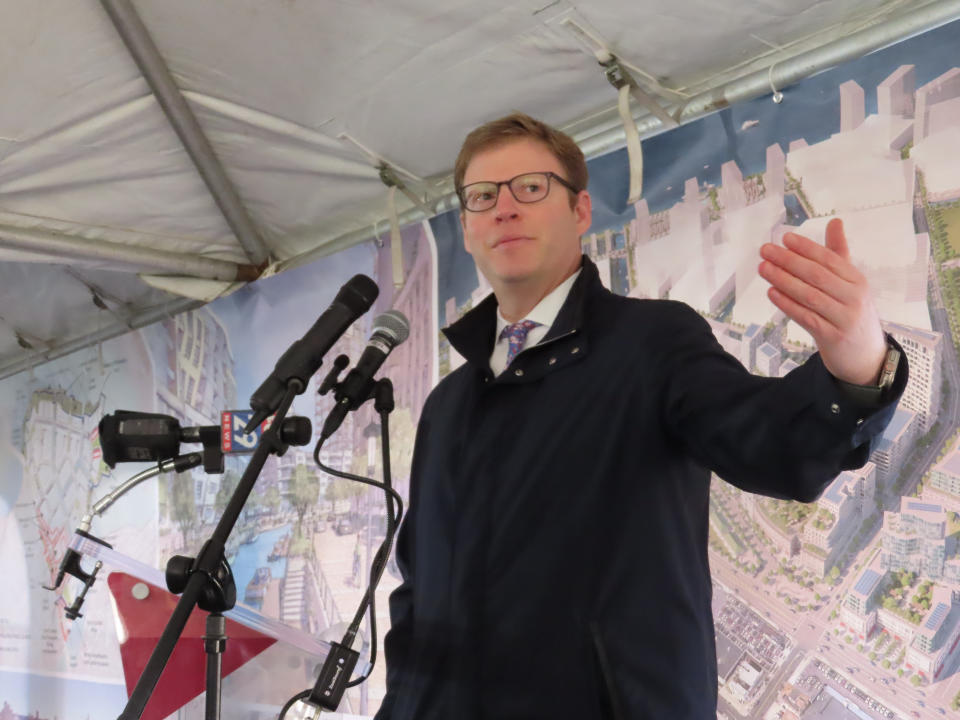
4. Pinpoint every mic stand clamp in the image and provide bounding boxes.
[373,378,394,414]
[45,454,204,620]
[44,530,112,620]
[318,360,393,416]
